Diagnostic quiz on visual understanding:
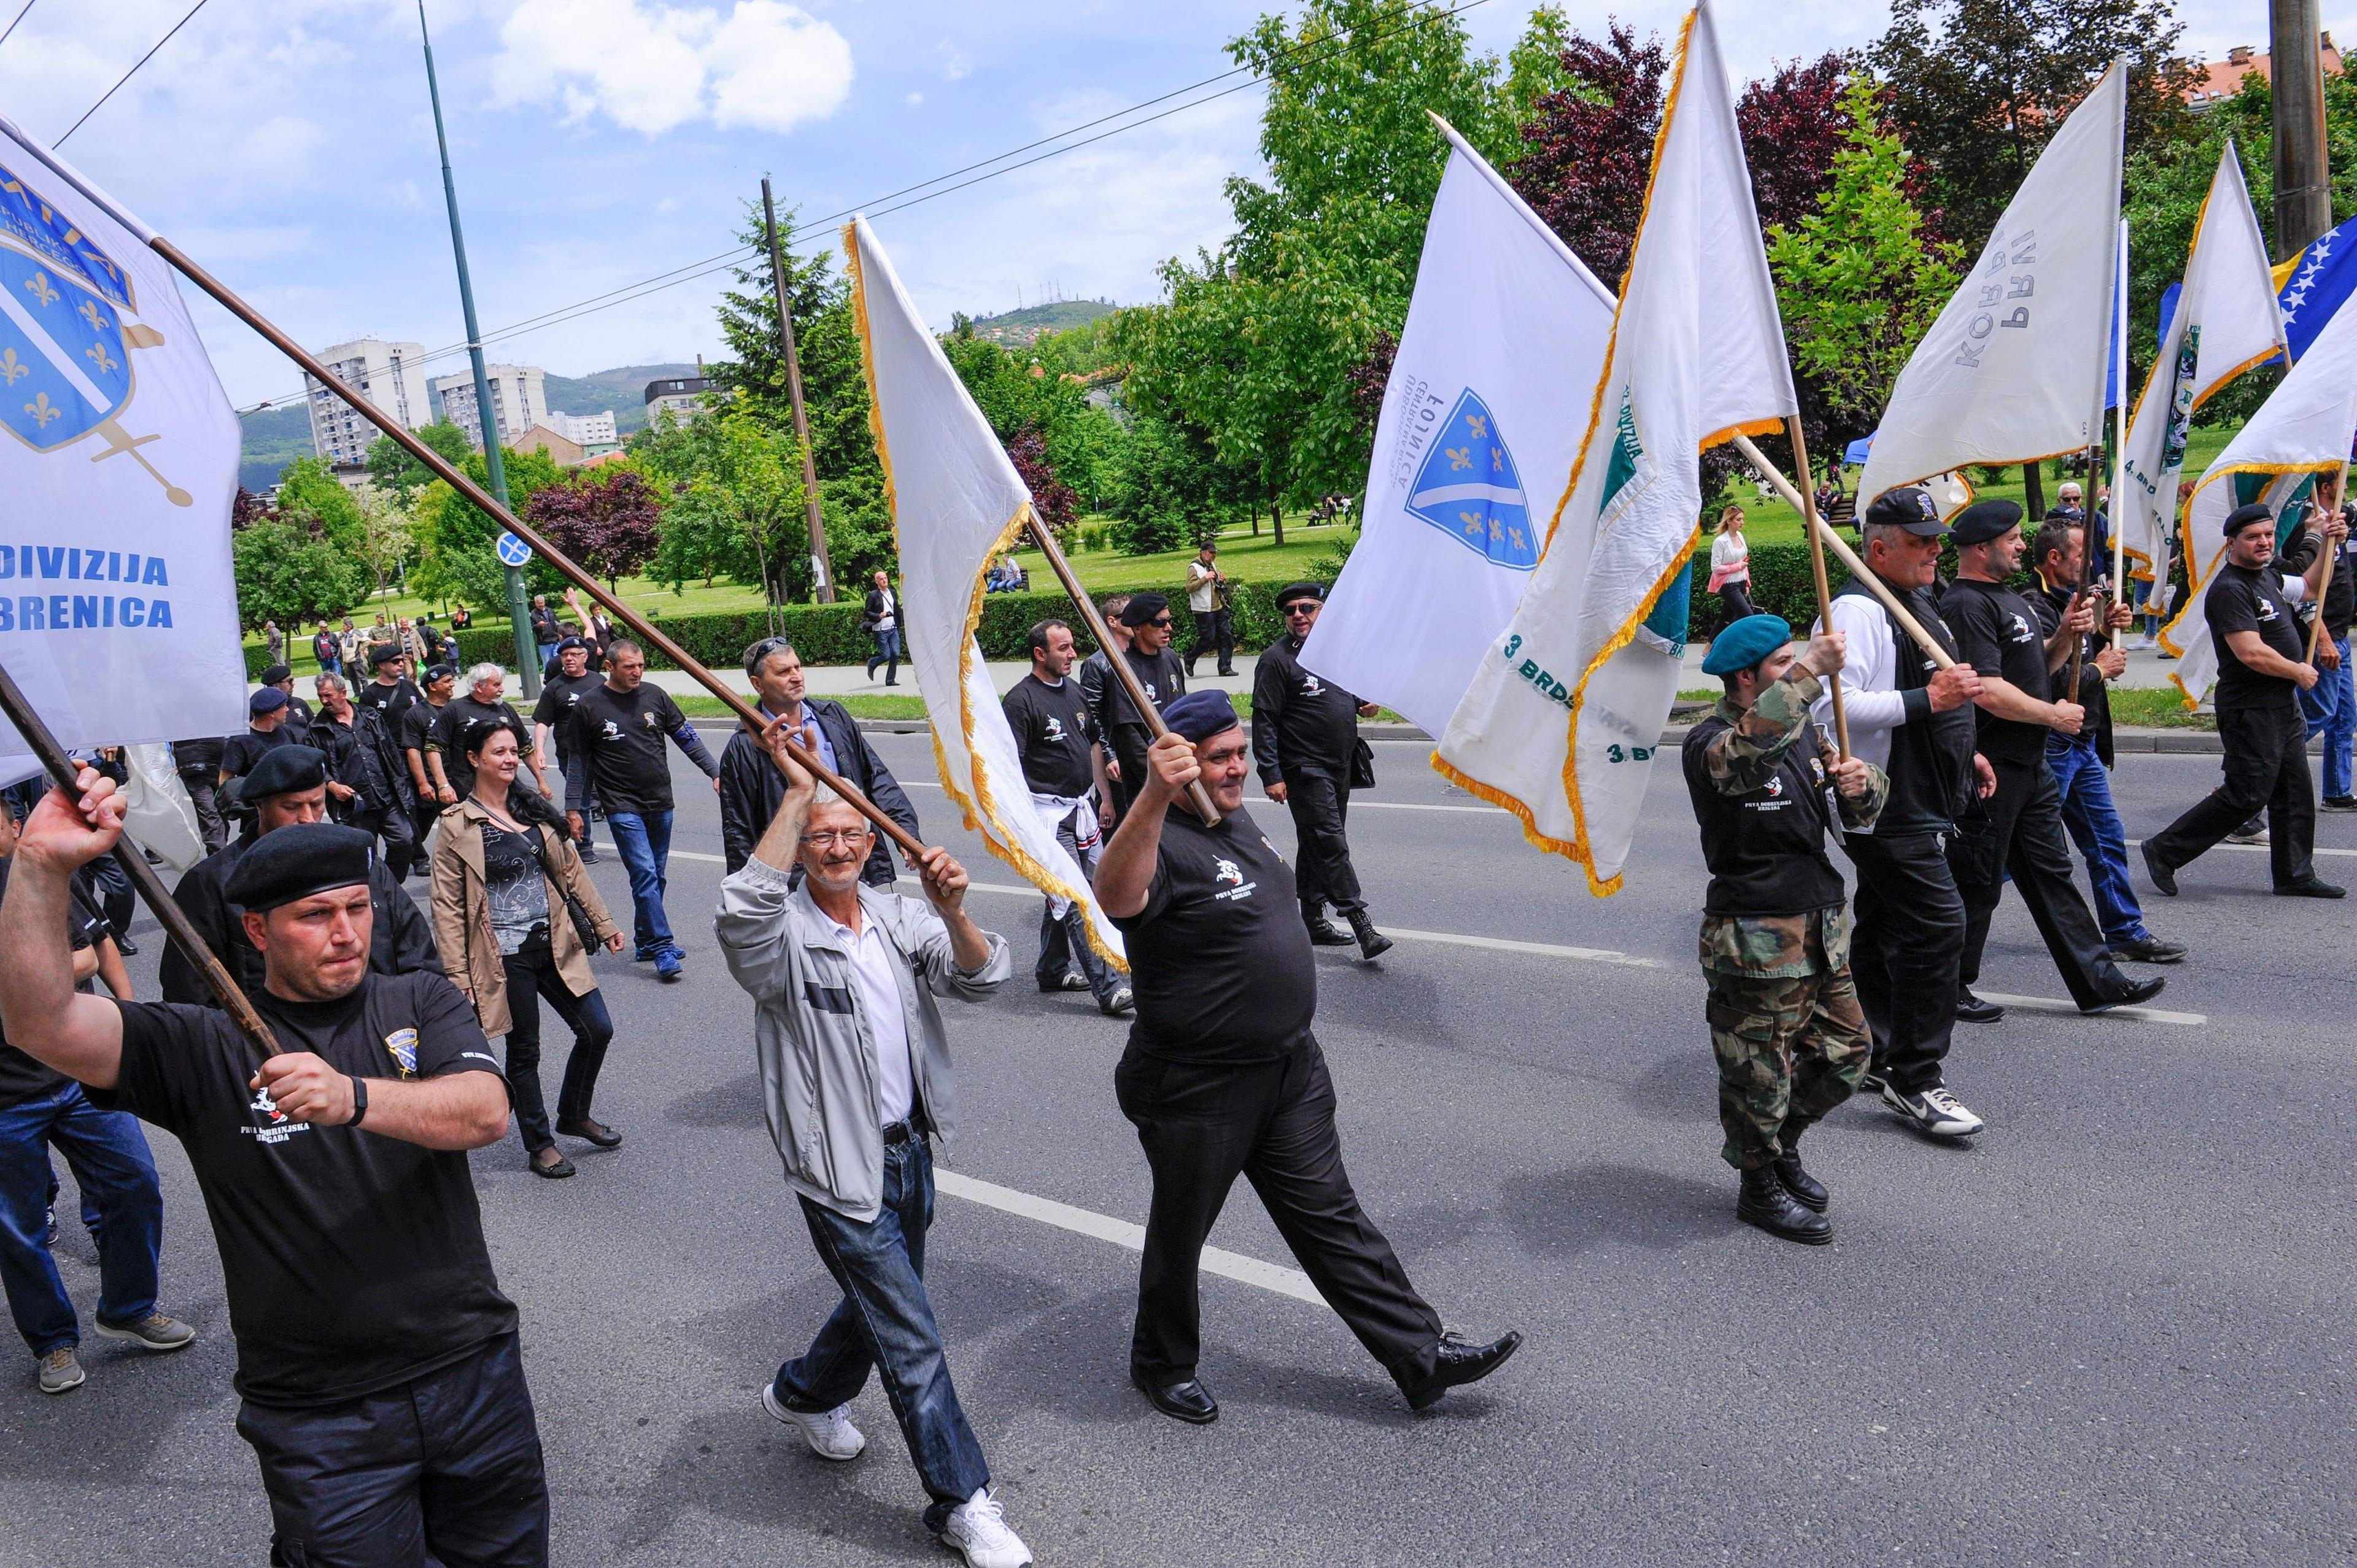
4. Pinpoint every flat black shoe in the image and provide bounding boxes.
[2321,796,2357,813]
[114,936,138,956]
[2275,878,2347,898]
[1954,989,2005,1023]
[1773,1154,1828,1213]
[1737,1166,1832,1245]
[1400,1329,1522,1411]
[2106,935,2186,964]
[2142,838,2178,896]
[556,1118,622,1148]
[1132,1371,1218,1424]
[2084,975,2165,1014]
[528,1149,576,1179]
